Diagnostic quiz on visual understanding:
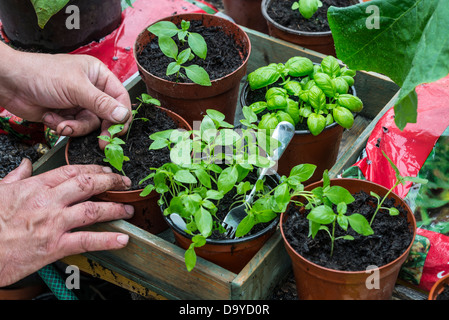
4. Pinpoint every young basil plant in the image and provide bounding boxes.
[139,108,318,271]
[368,151,428,226]
[148,19,211,86]
[291,0,323,19]
[306,170,374,257]
[99,94,161,176]
[98,124,129,176]
[247,55,361,136]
